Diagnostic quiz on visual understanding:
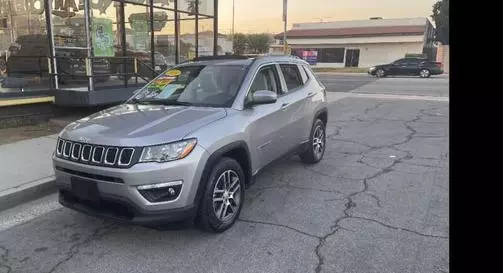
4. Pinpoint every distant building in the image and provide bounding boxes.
[272,17,436,68]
